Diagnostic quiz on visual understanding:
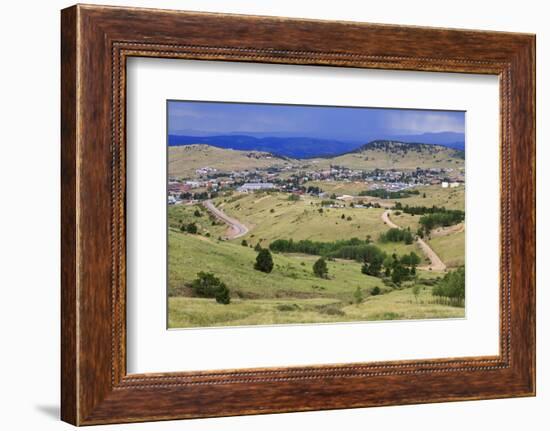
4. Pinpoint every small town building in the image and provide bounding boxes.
[237,182,275,193]
[336,194,354,201]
